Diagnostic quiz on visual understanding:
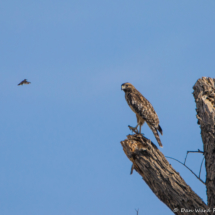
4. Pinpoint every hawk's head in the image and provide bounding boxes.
[121,83,134,92]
